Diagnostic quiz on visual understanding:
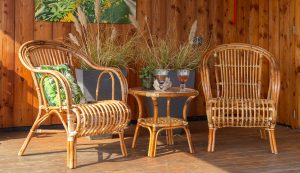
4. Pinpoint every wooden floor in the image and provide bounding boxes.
[1,122,300,173]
